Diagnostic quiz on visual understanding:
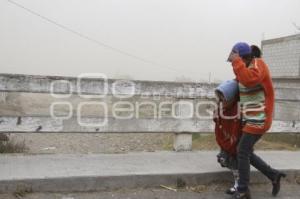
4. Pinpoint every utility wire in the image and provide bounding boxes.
[7,0,195,77]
